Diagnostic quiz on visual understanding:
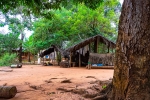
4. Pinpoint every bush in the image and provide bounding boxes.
[0,53,17,66]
